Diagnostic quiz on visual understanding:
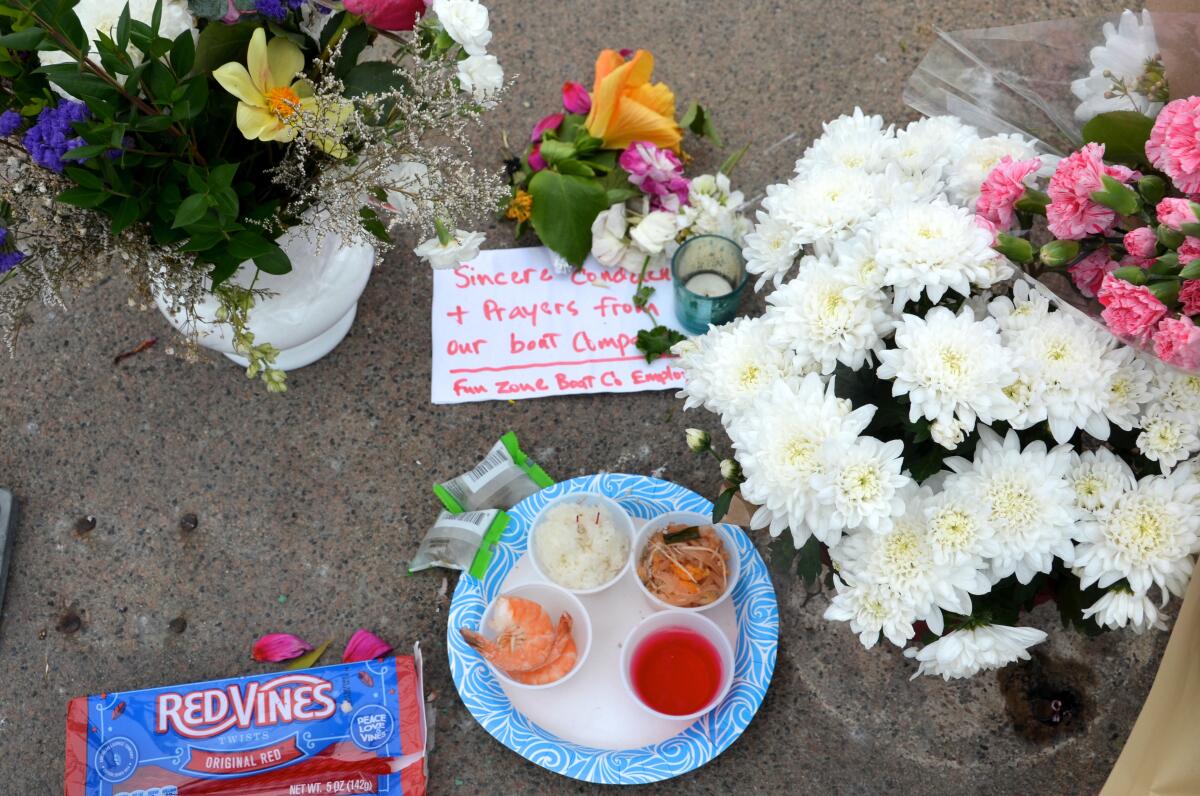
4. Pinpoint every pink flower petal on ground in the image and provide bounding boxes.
[252,633,313,663]
[1153,316,1200,369]
[343,629,393,663]
[562,81,591,114]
